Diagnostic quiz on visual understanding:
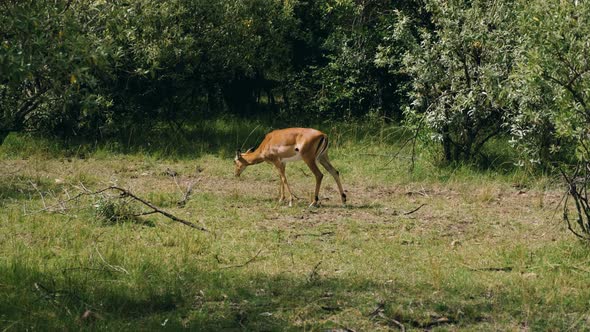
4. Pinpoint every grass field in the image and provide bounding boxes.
[1,122,589,331]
